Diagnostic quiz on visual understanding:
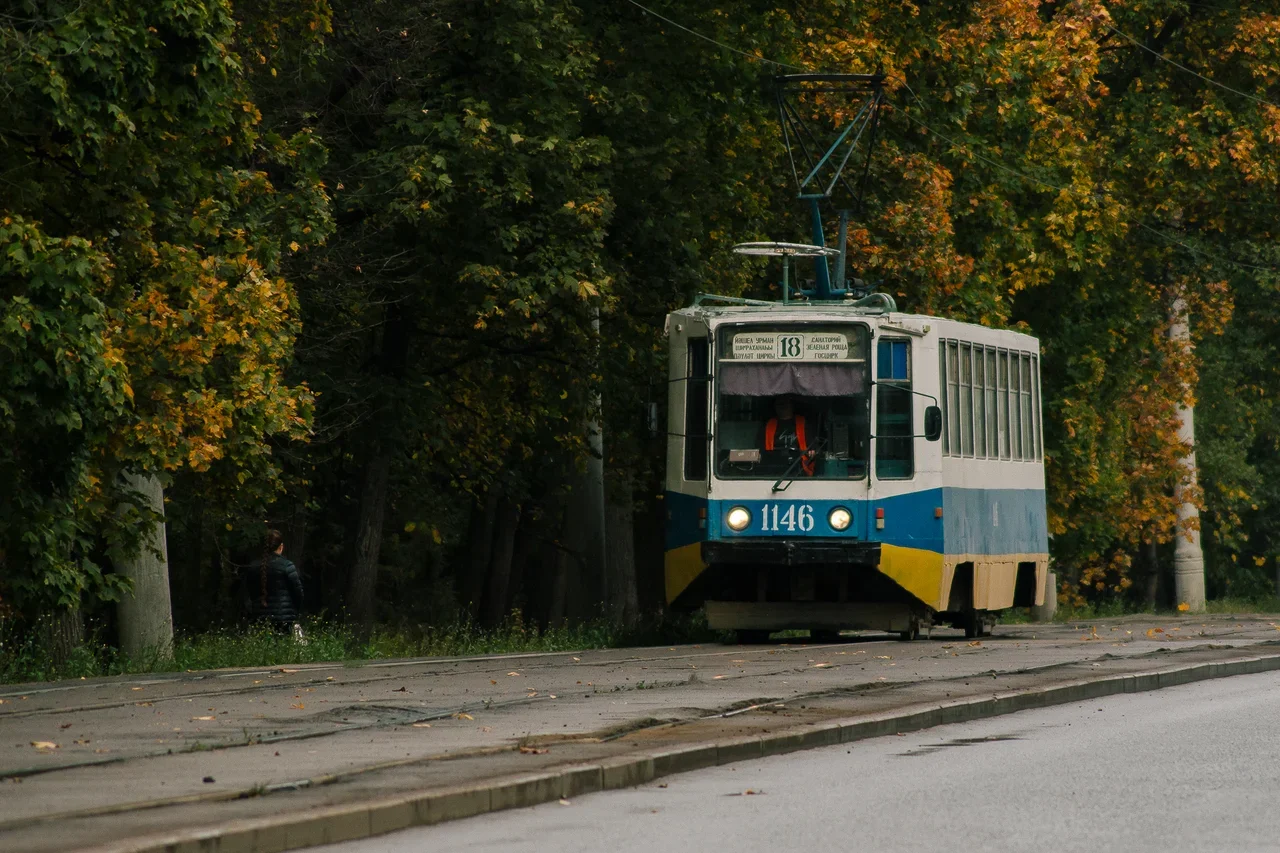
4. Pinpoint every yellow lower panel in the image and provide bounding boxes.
[664,542,706,605]
[878,544,946,611]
